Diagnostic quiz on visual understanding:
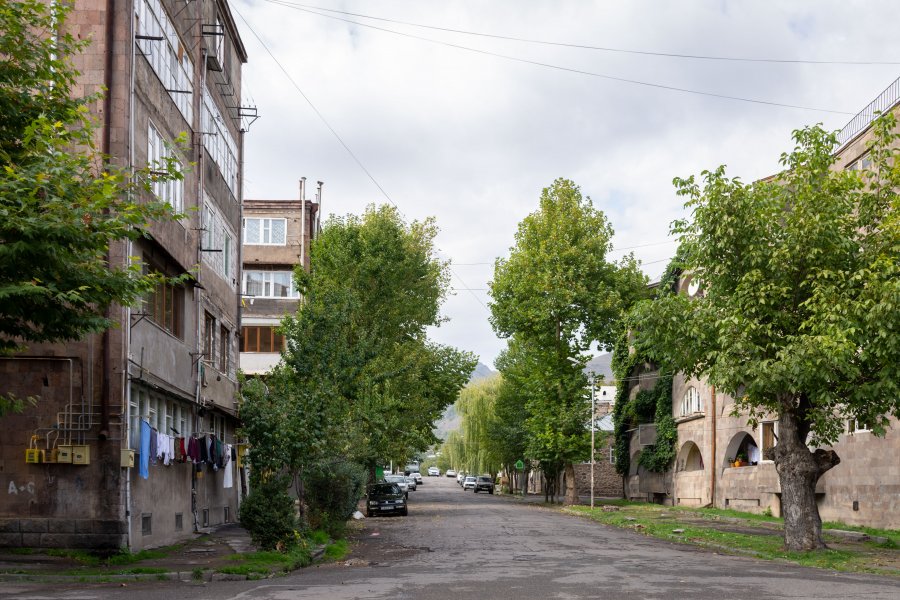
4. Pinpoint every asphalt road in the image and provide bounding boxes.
[3,476,899,599]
